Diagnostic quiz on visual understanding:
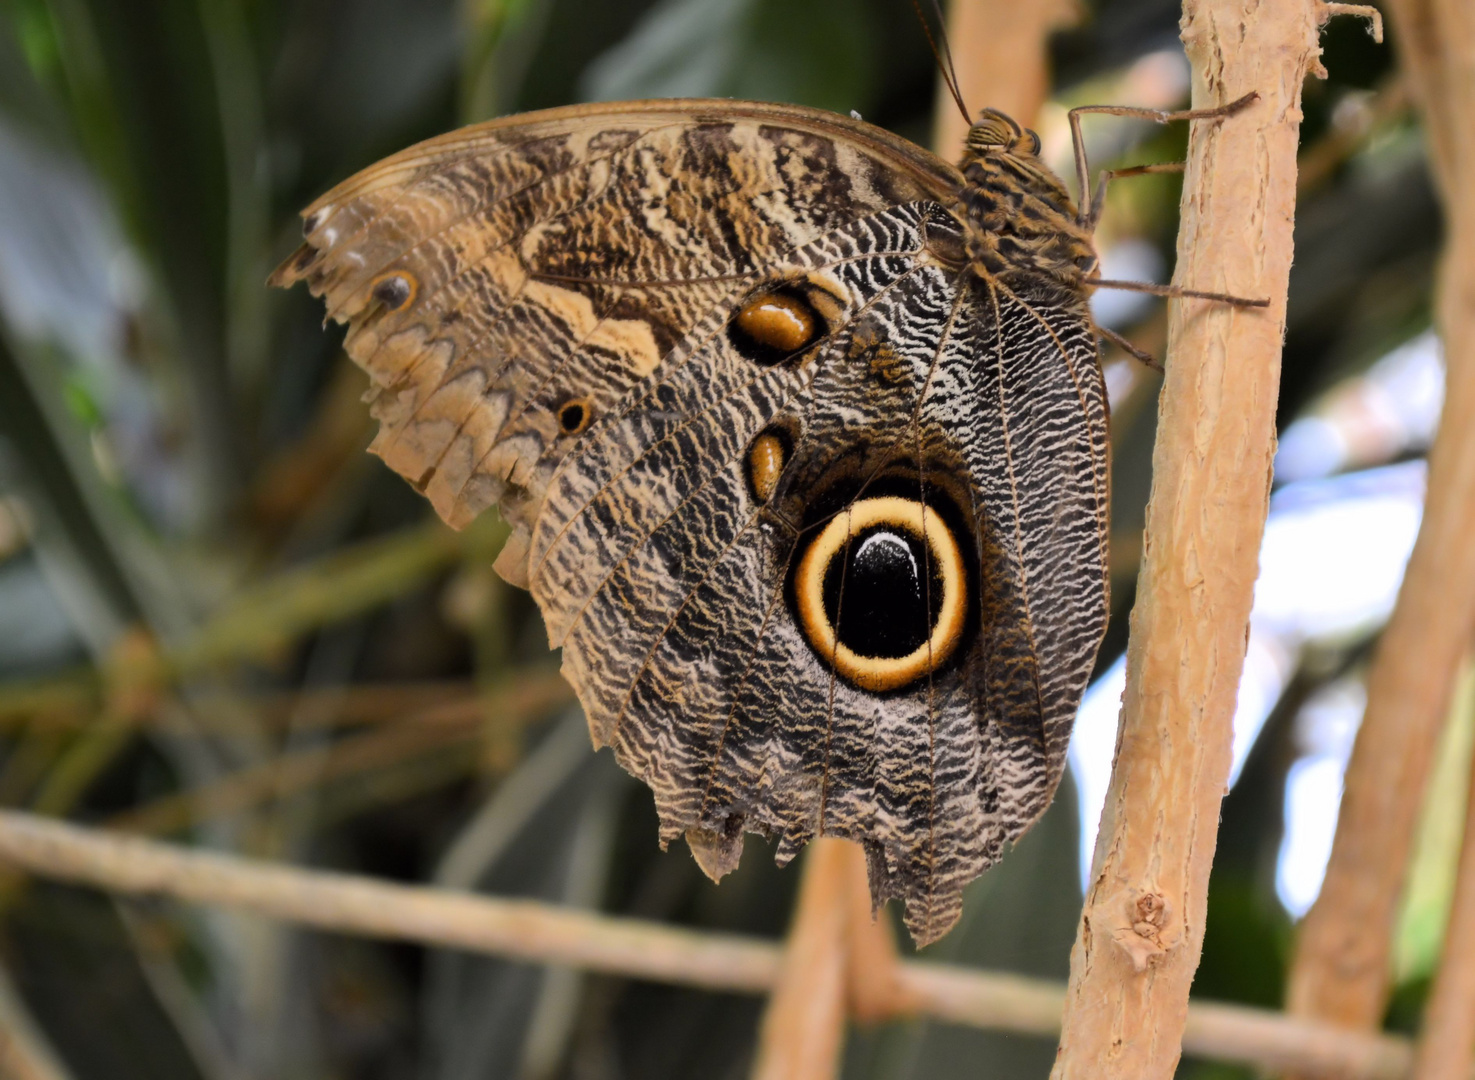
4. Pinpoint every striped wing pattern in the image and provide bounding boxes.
[272,101,1109,945]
